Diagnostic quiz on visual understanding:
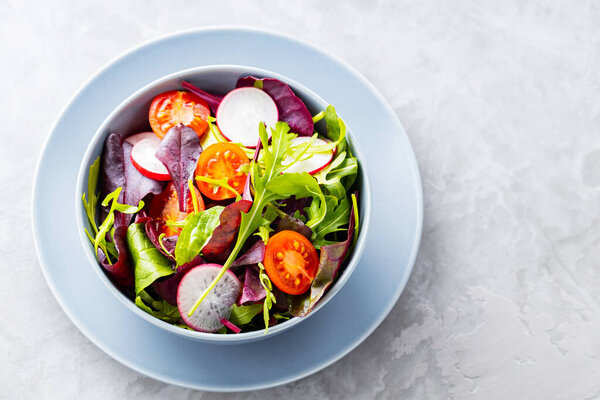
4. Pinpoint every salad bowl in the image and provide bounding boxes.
[75,64,372,344]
